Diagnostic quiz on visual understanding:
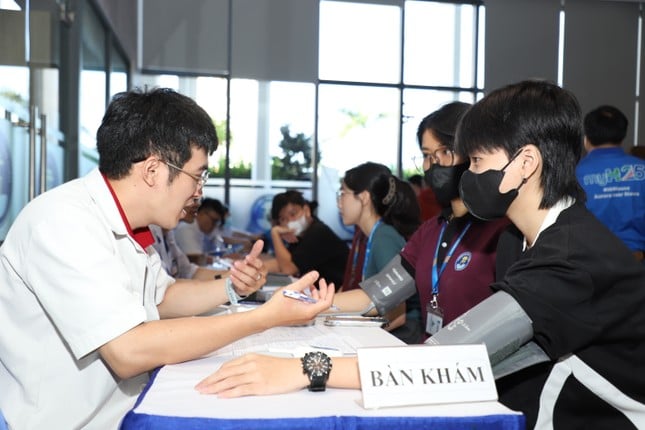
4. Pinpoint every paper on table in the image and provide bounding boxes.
[208,324,357,357]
